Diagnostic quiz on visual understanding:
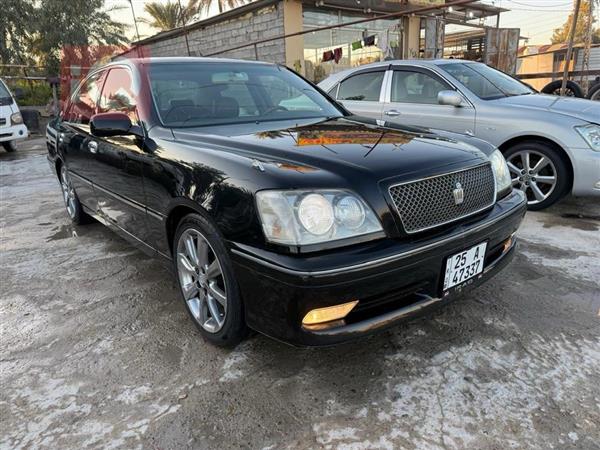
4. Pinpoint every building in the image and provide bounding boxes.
[124,0,515,82]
